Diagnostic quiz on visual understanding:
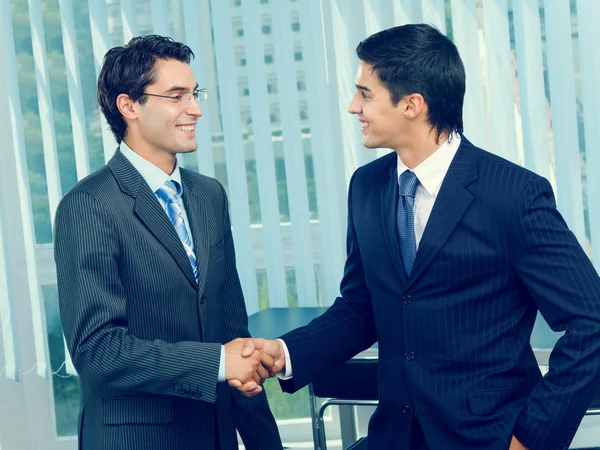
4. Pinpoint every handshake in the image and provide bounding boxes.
[223,338,285,397]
